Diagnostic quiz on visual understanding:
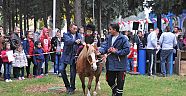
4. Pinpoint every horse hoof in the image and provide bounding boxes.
[93,91,97,96]
[87,90,91,96]
[98,87,101,90]
[87,93,91,96]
